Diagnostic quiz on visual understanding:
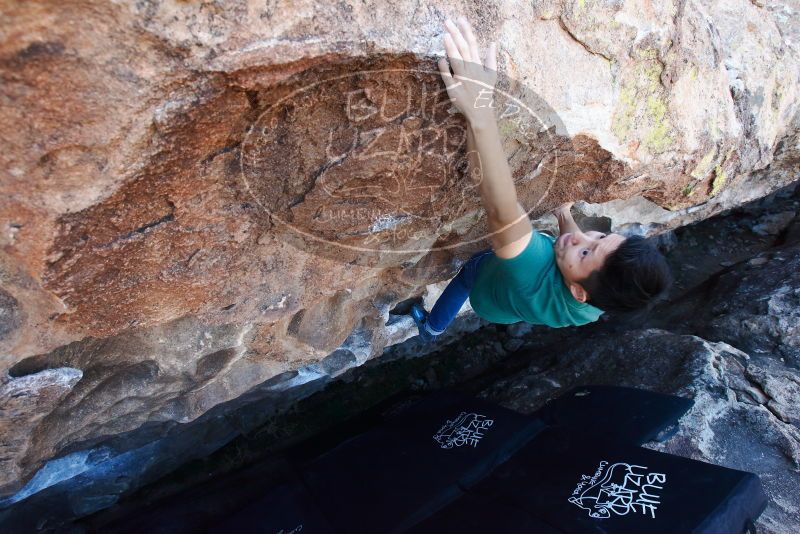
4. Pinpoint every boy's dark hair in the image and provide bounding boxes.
[579,234,673,316]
